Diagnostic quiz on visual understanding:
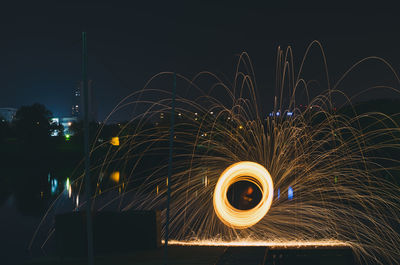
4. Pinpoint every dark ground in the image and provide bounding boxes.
[22,245,356,265]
